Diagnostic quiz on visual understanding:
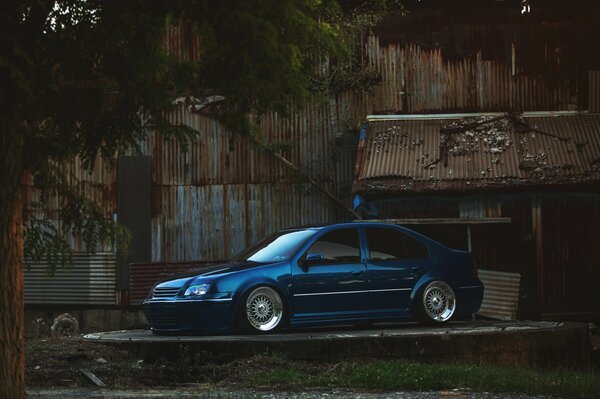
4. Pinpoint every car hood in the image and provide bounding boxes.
[155,260,269,287]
